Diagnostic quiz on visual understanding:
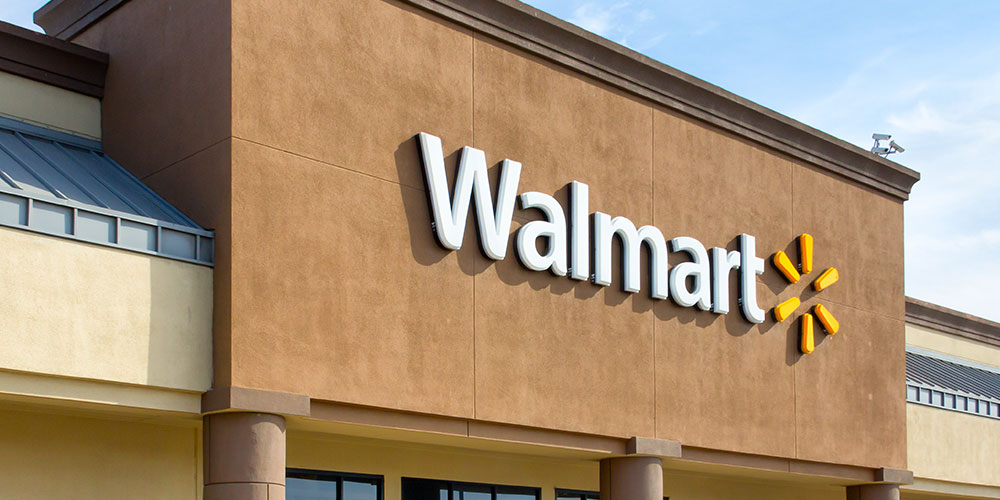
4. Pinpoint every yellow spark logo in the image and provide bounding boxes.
[772,234,840,354]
